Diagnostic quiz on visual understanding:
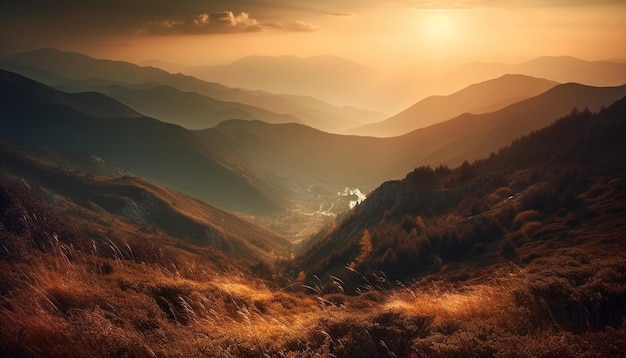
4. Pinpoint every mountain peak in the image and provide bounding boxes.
[348,73,559,137]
